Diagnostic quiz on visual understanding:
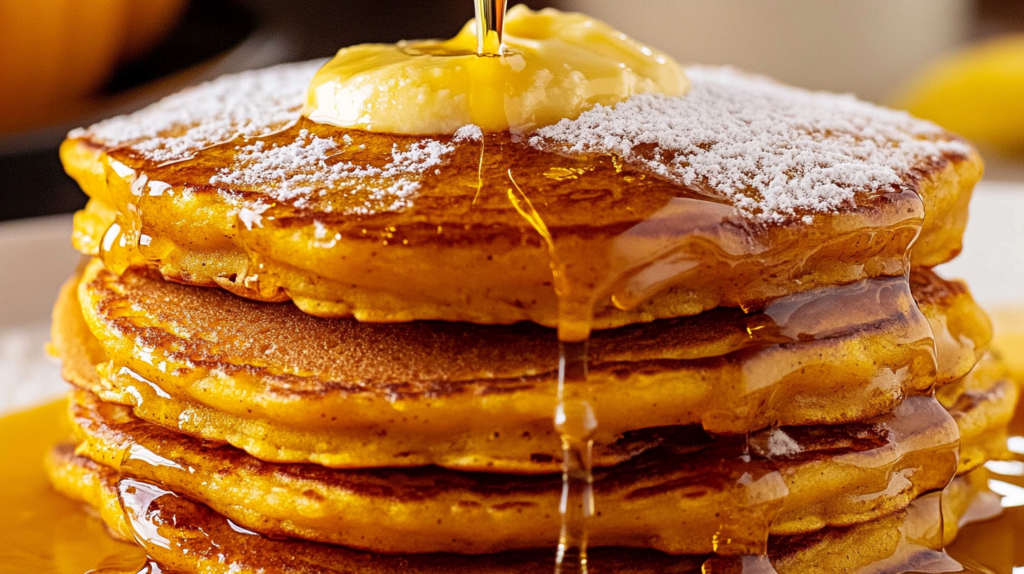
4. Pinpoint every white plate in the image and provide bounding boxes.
[2,183,1022,415]
[938,181,1024,307]
[0,214,80,414]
